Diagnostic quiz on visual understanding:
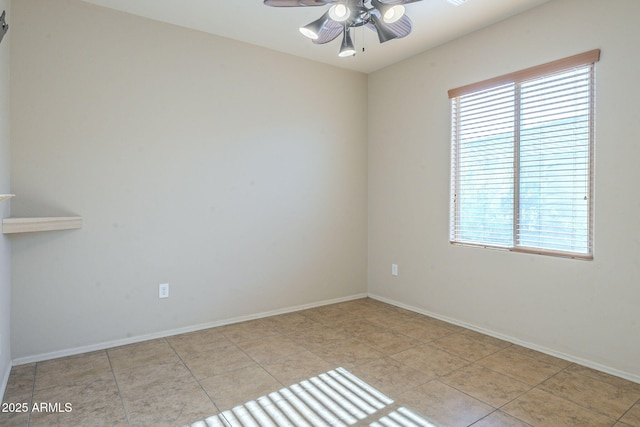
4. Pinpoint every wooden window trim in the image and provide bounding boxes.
[448,49,600,99]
